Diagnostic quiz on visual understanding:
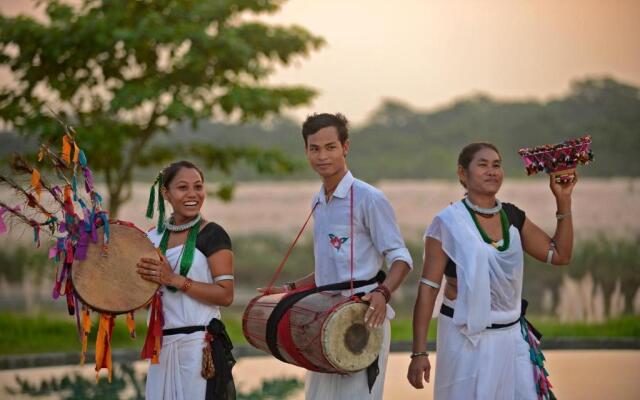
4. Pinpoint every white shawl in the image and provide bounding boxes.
[426,201,524,345]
